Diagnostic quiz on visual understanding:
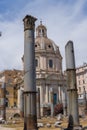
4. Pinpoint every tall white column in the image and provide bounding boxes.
[45,86,49,103]
[58,86,62,103]
[18,87,24,117]
[62,88,67,116]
